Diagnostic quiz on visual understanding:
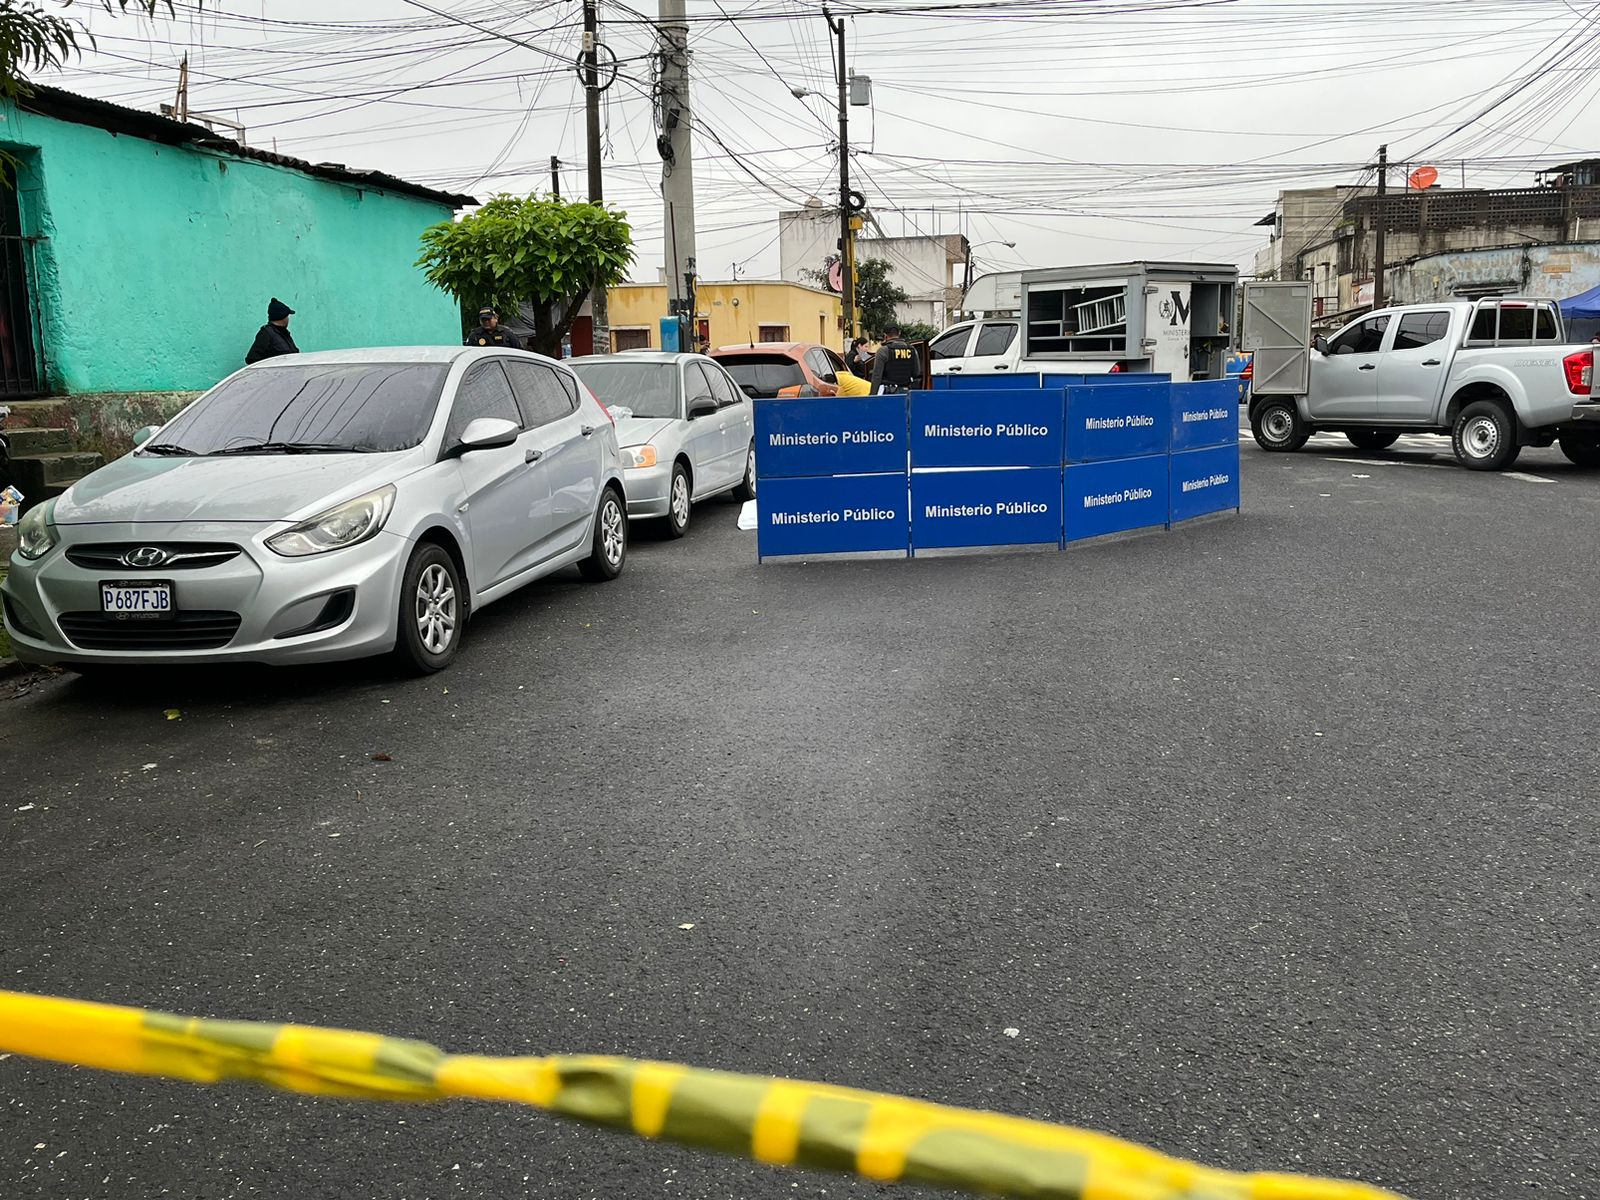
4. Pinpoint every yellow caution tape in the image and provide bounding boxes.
[0,989,1405,1200]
